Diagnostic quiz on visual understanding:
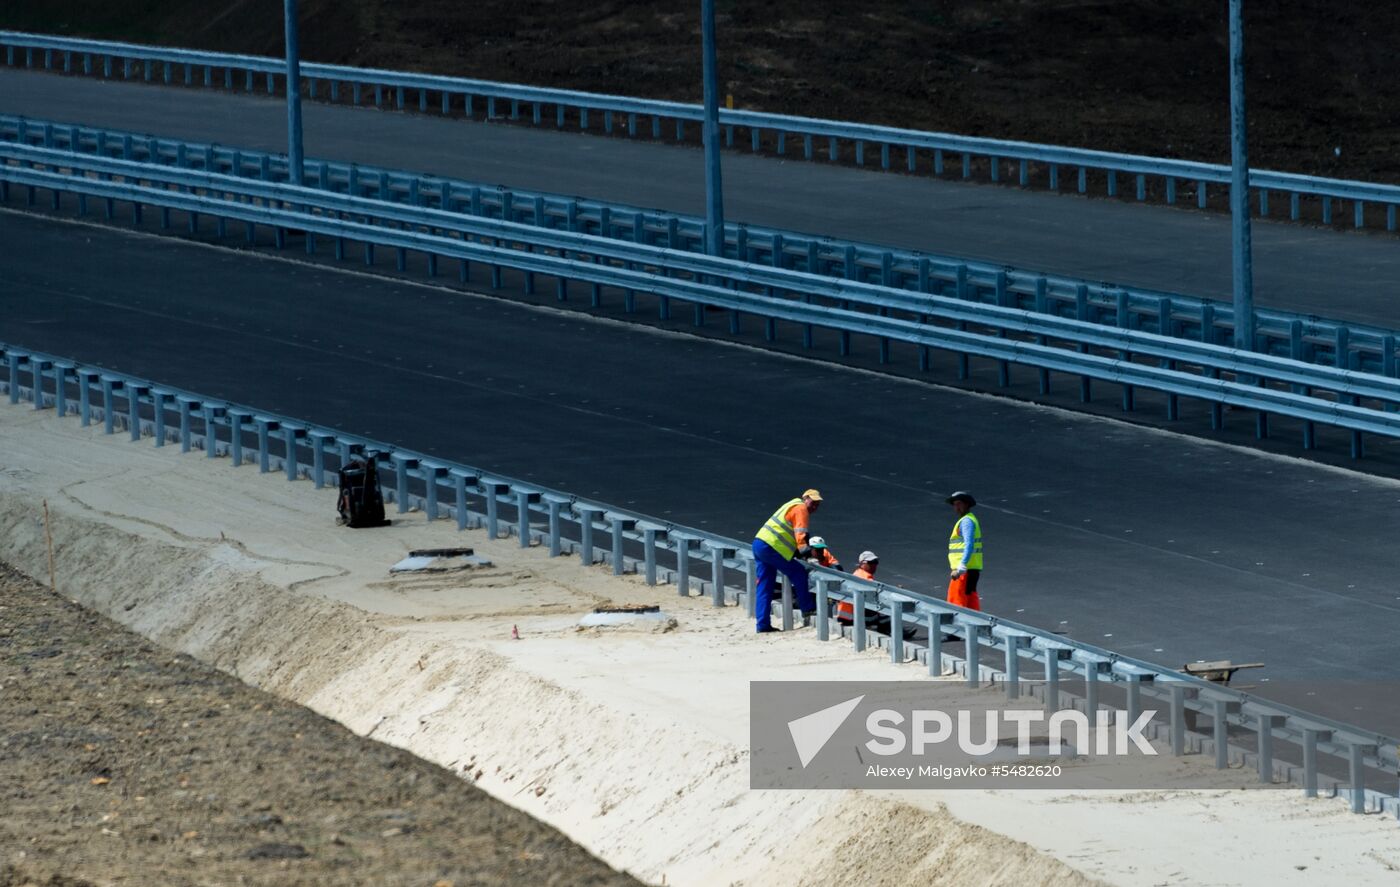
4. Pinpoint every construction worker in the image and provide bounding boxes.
[806,536,842,571]
[946,491,983,611]
[752,489,821,633]
[835,550,878,624]
[852,550,878,582]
